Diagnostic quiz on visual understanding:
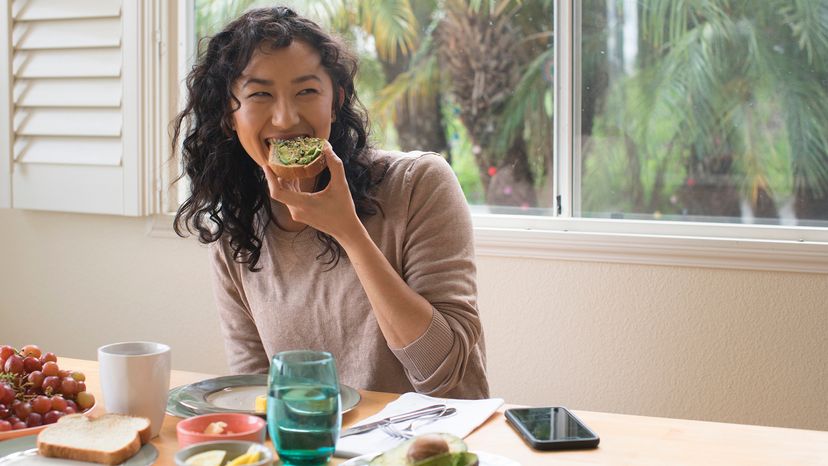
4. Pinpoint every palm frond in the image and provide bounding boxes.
[751,19,828,196]
[771,0,828,65]
[300,0,351,31]
[372,54,441,123]
[360,0,418,62]
[495,48,552,155]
